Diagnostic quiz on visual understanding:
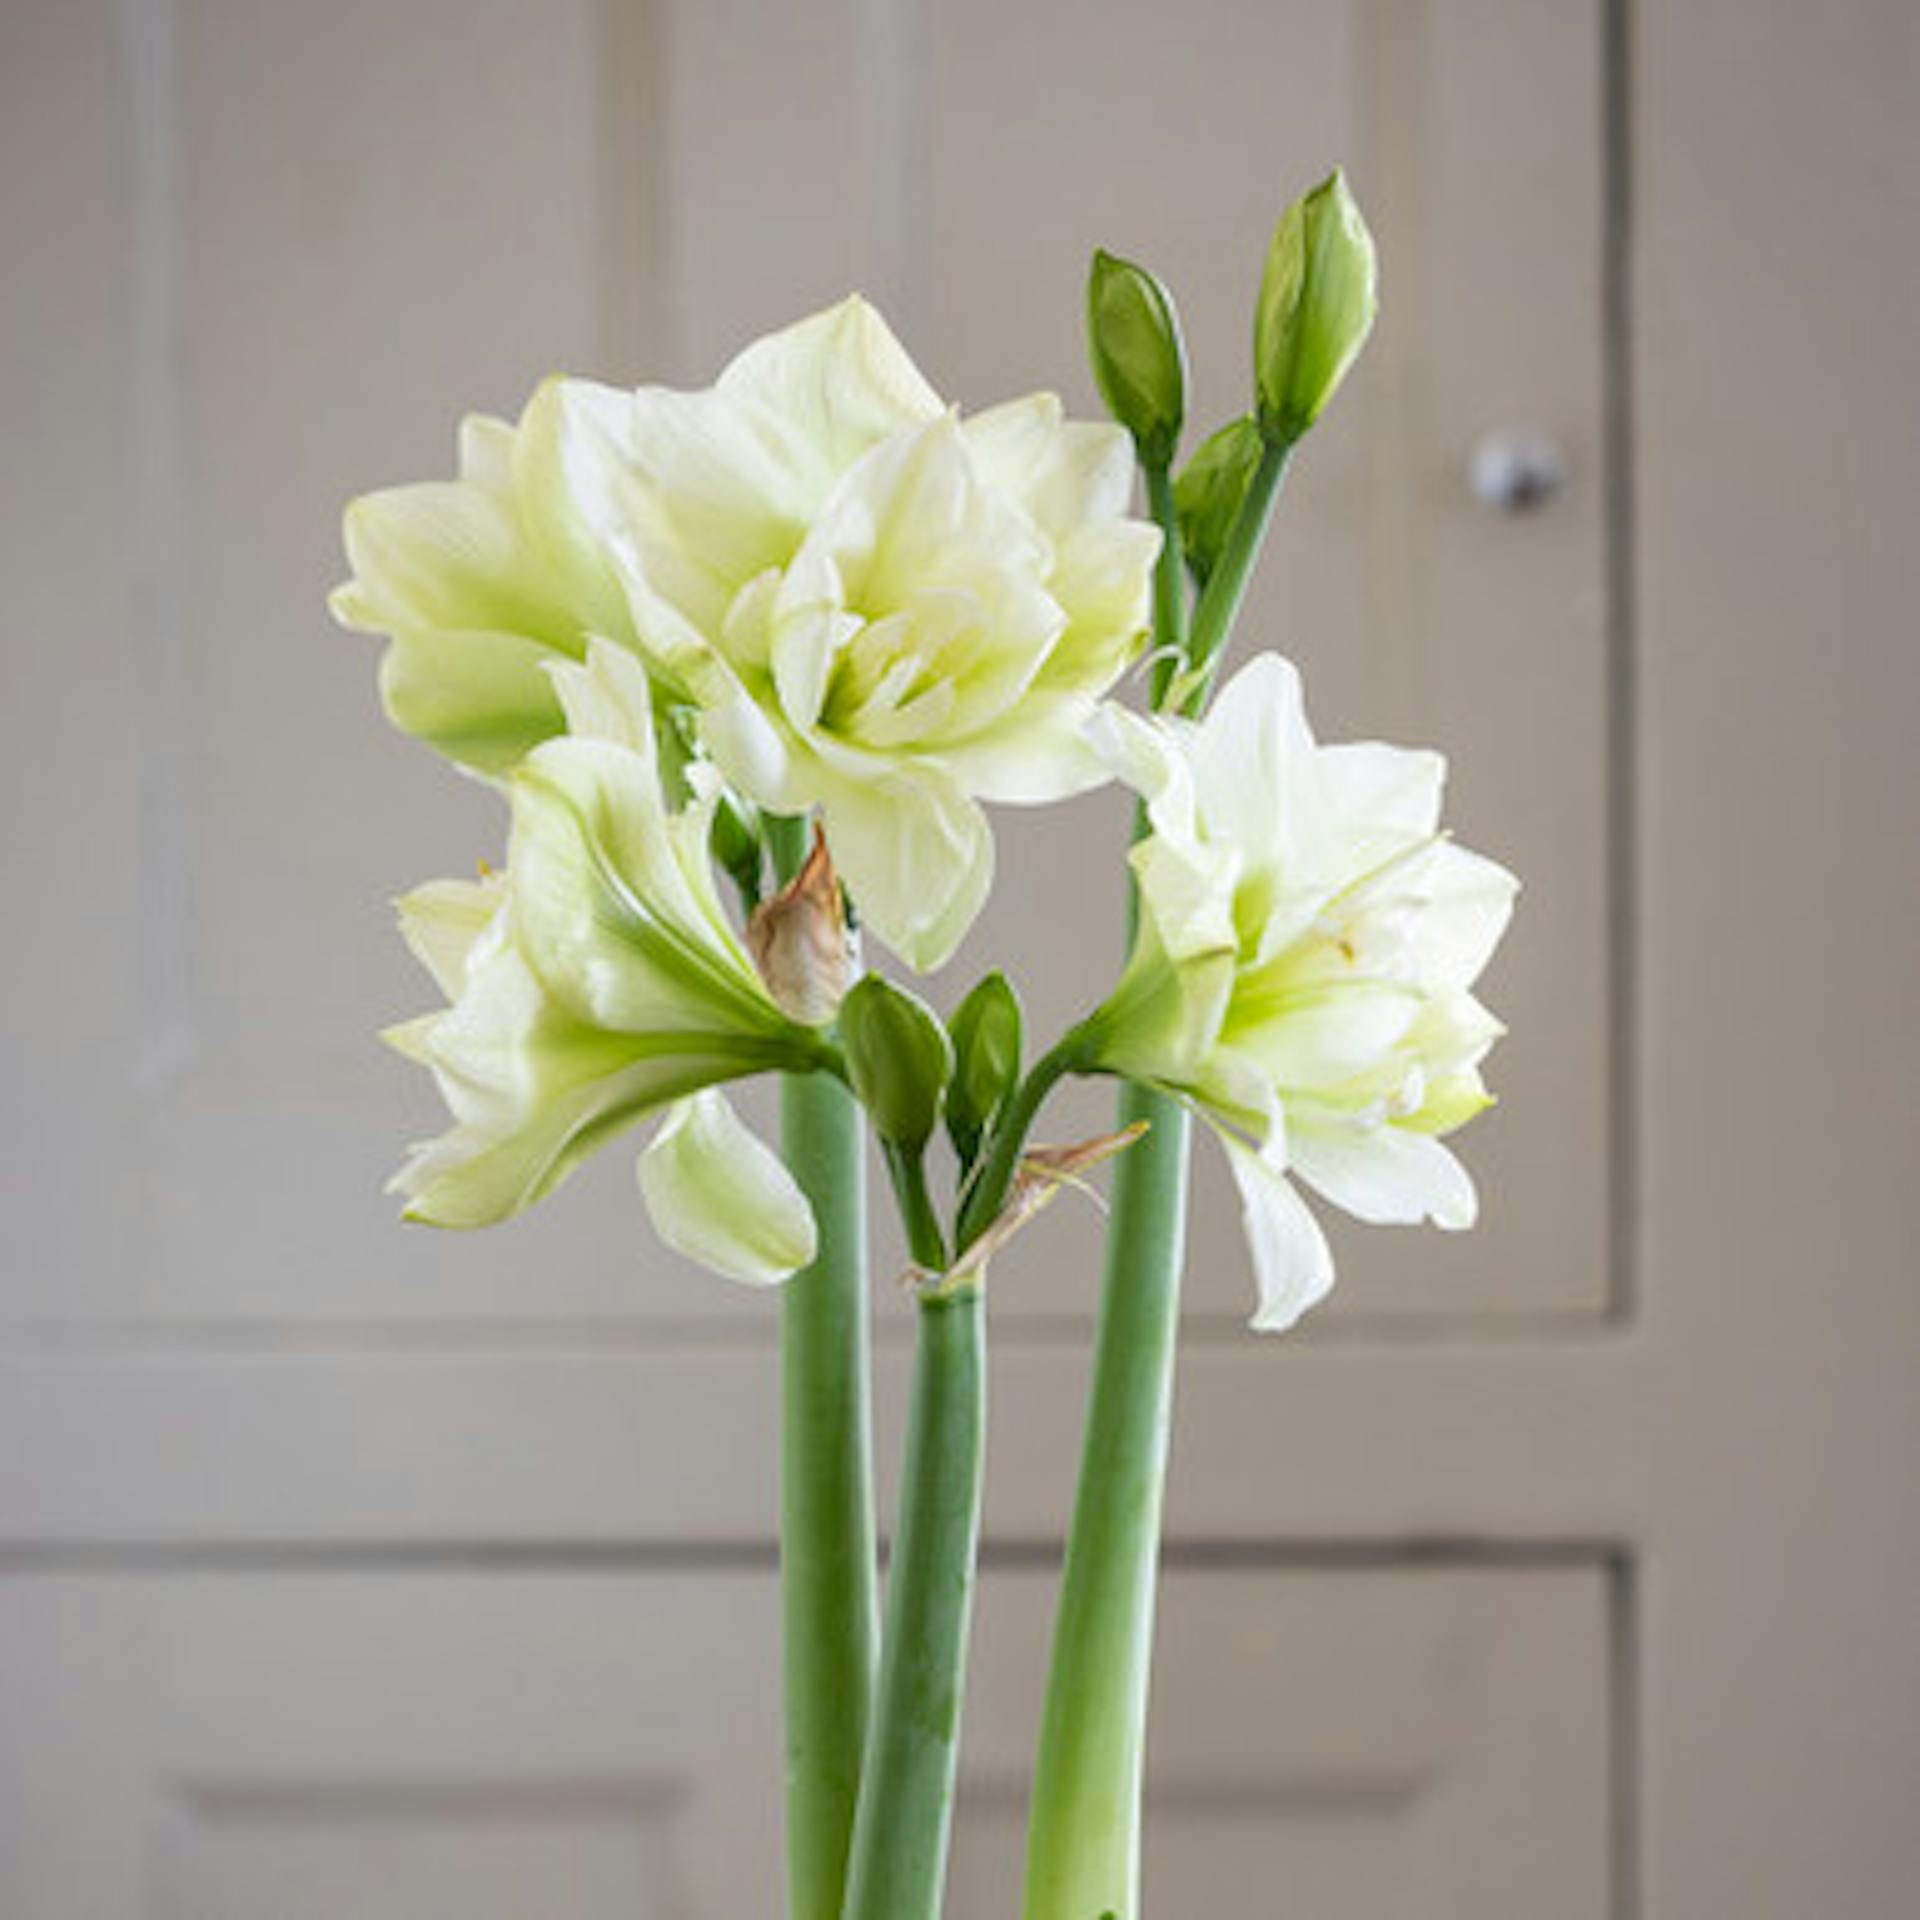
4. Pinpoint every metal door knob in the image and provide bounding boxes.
[1469,428,1568,513]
